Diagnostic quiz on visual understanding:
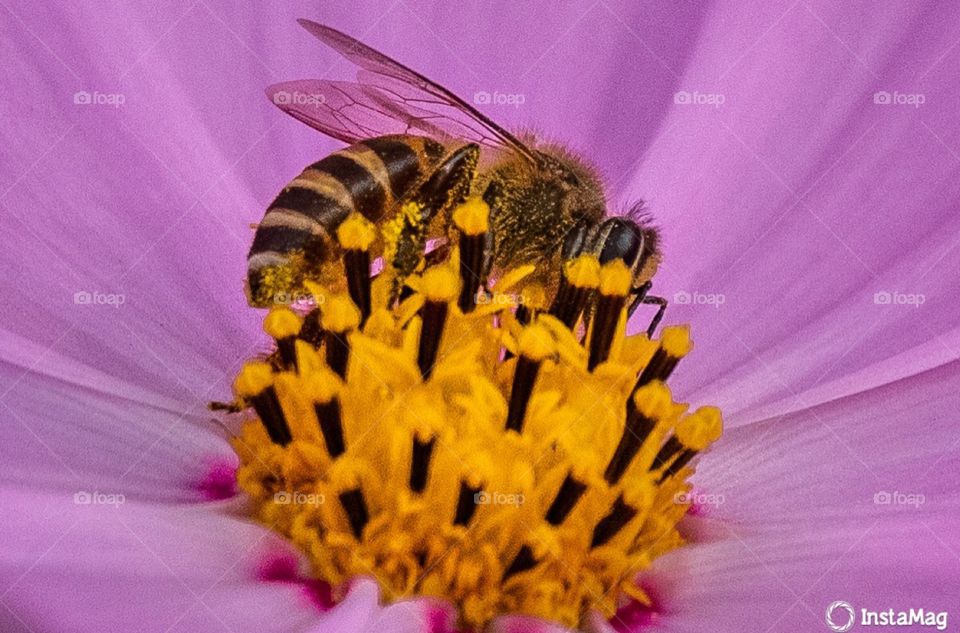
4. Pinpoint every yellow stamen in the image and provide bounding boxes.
[263,306,302,339]
[320,294,361,333]
[421,266,459,303]
[227,219,724,630]
[598,259,632,296]
[452,197,490,235]
[675,406,724,451]
[336,213,377,251]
